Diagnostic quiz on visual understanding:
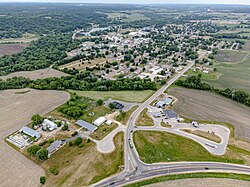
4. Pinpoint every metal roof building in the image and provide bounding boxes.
[43,119,57,131]
[163,110,178,119]
[20,126,41,140]
[47,140,64,156]
[76,120,97,132]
